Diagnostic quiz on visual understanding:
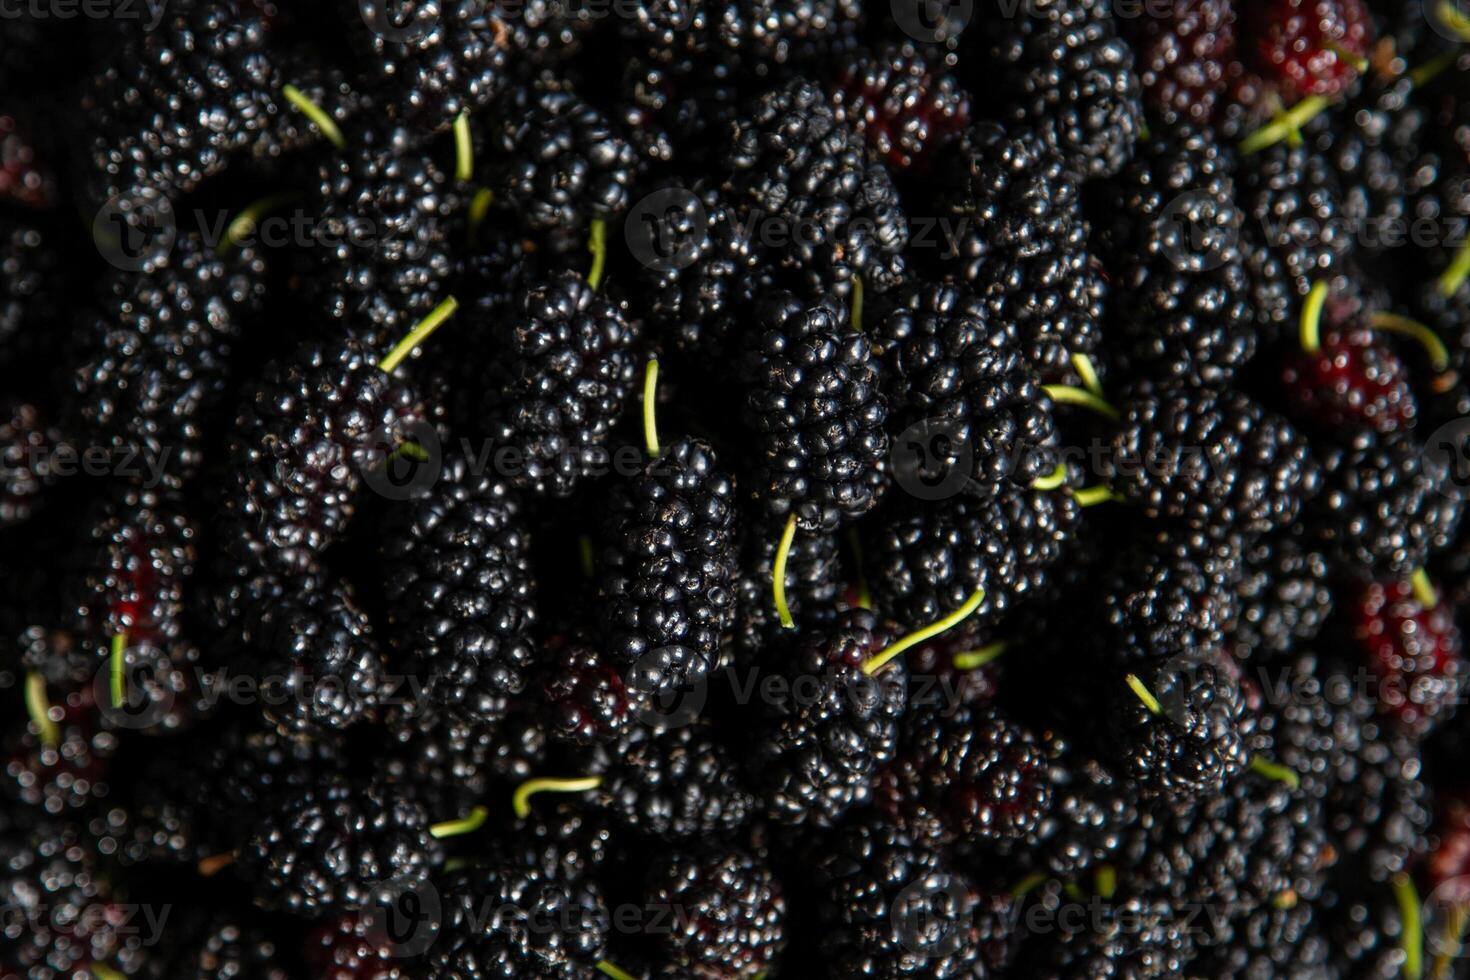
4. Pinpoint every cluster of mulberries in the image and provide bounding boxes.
[10,2,1470,977]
